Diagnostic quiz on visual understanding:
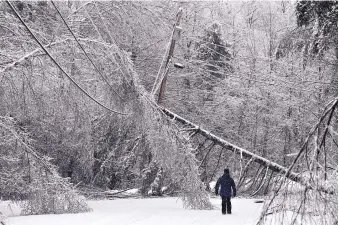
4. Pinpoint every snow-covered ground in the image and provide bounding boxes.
[4,197,263,225]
